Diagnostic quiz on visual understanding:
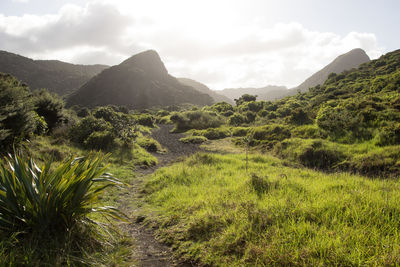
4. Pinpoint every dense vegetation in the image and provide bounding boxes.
[170,49,400,177]
[0,48,399,265]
